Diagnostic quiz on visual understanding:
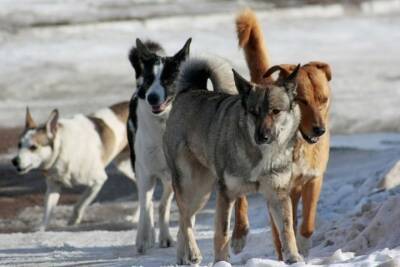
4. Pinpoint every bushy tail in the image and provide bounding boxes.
[236,8,272,84]
[177,57,236,95]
